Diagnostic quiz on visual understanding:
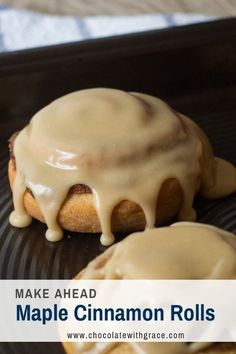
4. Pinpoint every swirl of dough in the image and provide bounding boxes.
[9,88,236,244]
